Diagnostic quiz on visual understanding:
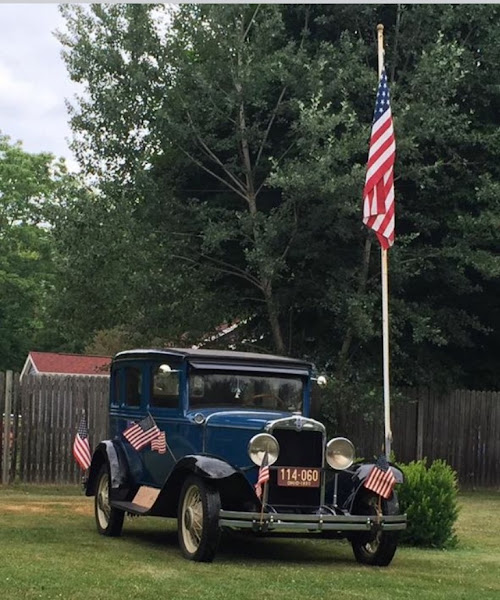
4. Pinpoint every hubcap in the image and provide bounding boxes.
[181,485,203,555]
[364,497,383,554]
[96,472,111,530]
